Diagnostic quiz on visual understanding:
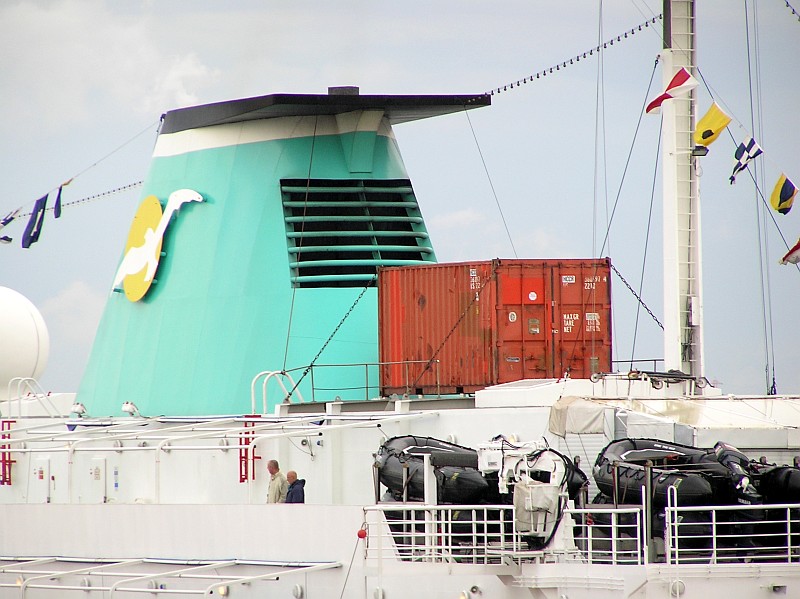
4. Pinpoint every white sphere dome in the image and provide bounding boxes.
[0,287,49,399]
